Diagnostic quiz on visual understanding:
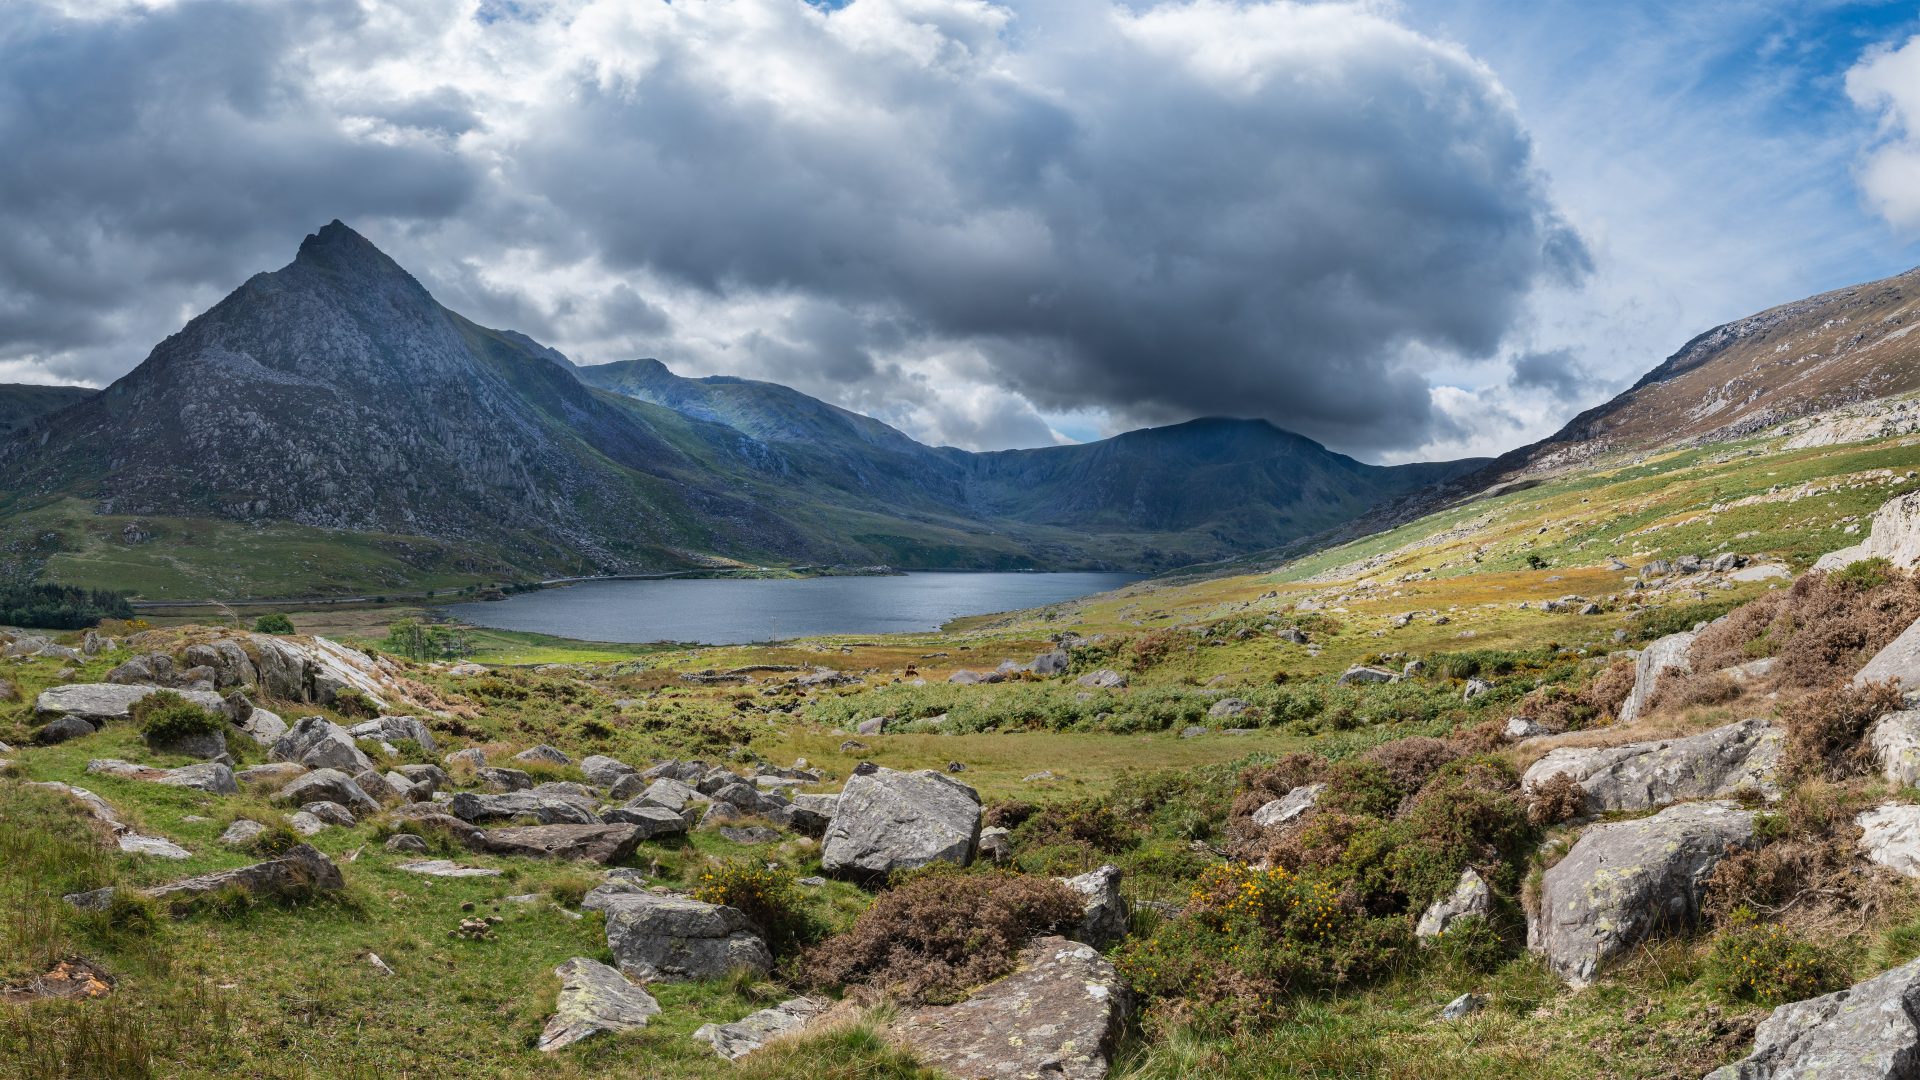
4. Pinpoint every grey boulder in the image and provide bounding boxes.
[821,767,981,878]
[448,791,599,825]
[143,844,344,910]
[1416,867,1492,939]
[468,824,643,864]
[599,891,772,982]
[1617,629,1697,725]
[36,684,227,725]
[538,958,660,1052]
[274,768,379,818]
[1856,615,1920,693]
[891,937,1127,1080]
[1706,954,1920,1079]
[1529,800,1756,986]
[693,996,830,1060]
[1061,864,1130,947]
[271,716,373,774]
[1520,718,1781,814]
[1251,783,1325,829]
